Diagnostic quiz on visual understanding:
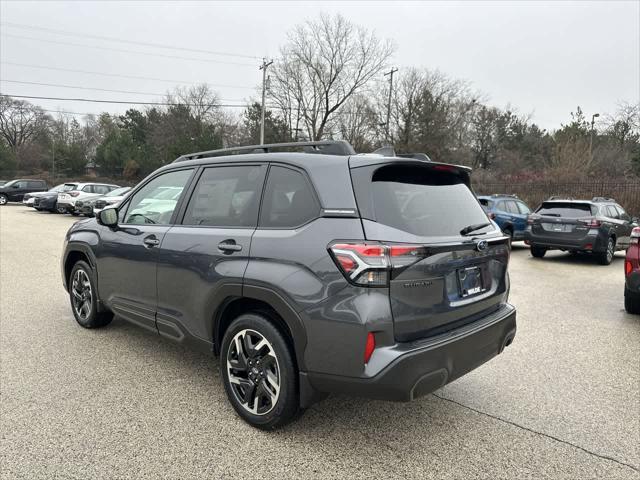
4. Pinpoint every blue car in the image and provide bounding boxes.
[478,194,532,241]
